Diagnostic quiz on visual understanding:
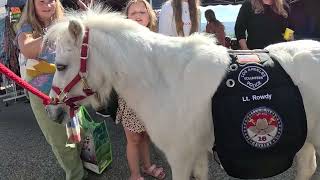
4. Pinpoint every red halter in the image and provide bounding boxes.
[51,28,95,117]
